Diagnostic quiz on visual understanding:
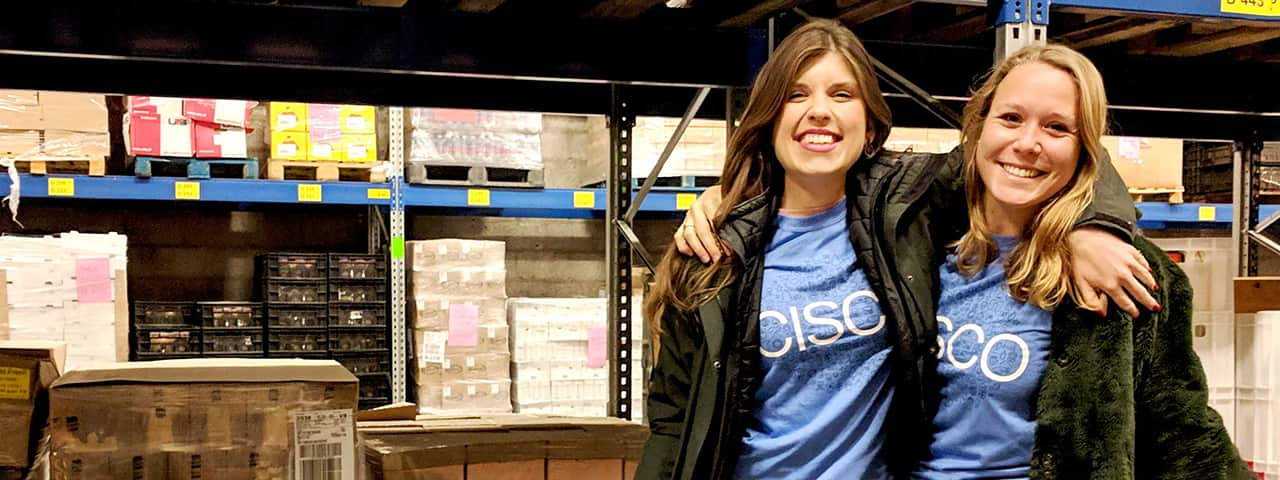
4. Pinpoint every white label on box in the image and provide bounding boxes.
[290,409,355,480]
[279,143,298,158]
[467,384,477,396]
[440,299,449,310]
[443,358,451,369]
[347,115,367,132]
[349,144,368,161]
[438,244,448,255]
[443,386,452,397]
[315,143,333,158]
[466,356,476,368]
[217,130,247,157]
[491,384,500,395]
[421,332,447,366]
[462,271,472,282]
[439,271,449,283]
[278,114,298,130]
[1119,136,1142,161]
